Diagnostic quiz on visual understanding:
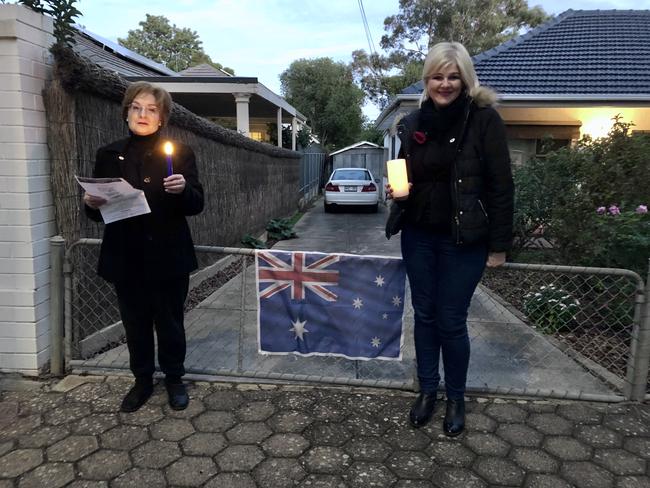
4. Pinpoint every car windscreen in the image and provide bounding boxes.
[332,170,371,181]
